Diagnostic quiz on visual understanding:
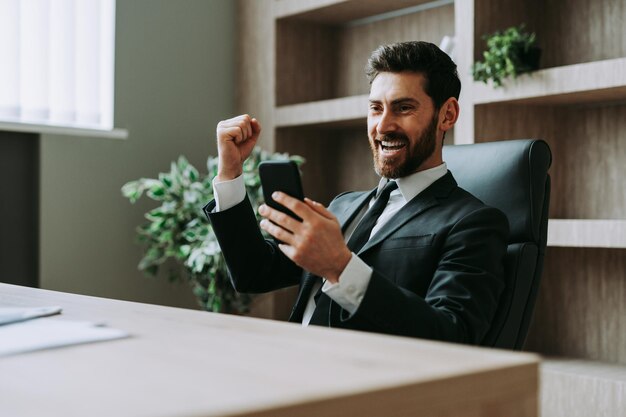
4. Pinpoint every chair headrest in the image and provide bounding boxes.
[443,139,551,244]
